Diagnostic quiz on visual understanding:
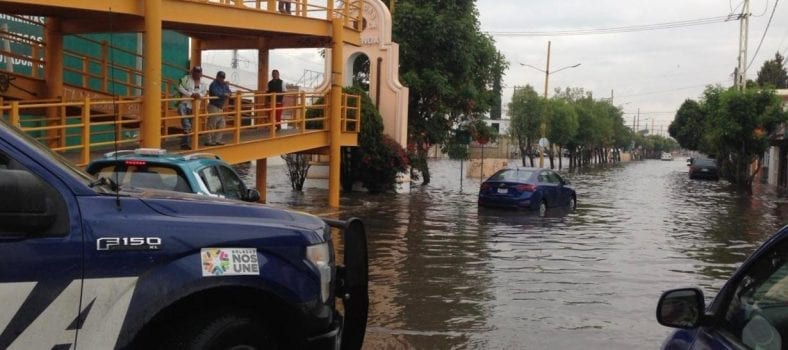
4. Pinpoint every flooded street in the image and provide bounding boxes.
[240,157,788,349]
